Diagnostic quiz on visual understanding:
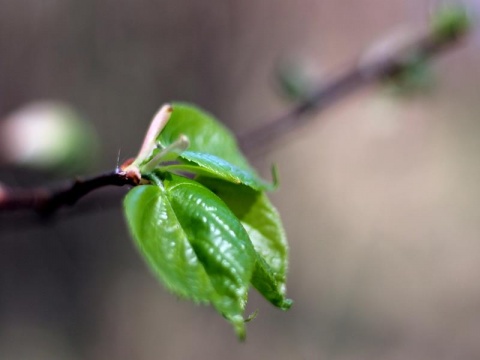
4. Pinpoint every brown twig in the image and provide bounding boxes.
[0,13,470,219]
[239,24,468,153]
[0,170,137,215]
